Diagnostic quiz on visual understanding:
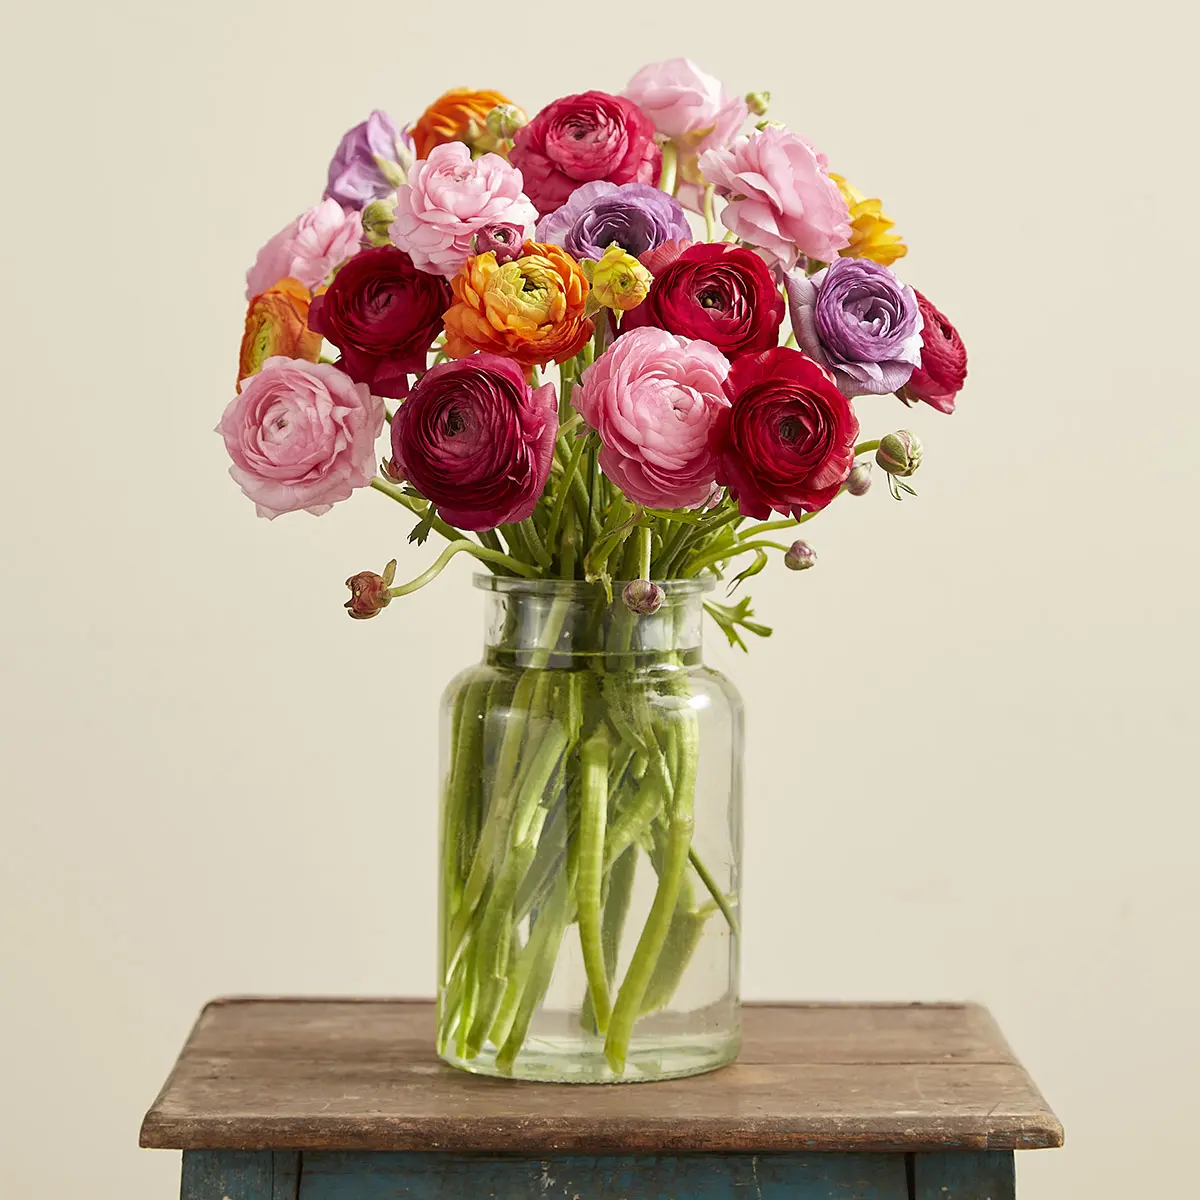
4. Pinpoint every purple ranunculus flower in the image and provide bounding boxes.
[325,110,407,211]
[535,181,691,262]
[785,258,924,398]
